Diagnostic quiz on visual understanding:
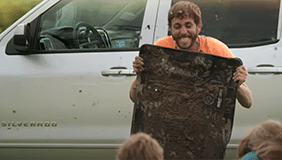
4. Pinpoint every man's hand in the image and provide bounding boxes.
[233,65,247,86]
[133,56,144,74]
